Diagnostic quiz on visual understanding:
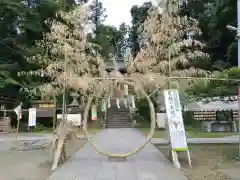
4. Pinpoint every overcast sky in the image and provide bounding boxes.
[88,0,150,27]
